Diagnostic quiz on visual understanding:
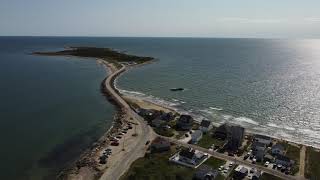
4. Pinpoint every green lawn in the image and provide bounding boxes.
[197,133,225,149]
[120,148,196,180]
[305,147,320,179]
[260,173,284,180]
[203,157,226,169]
